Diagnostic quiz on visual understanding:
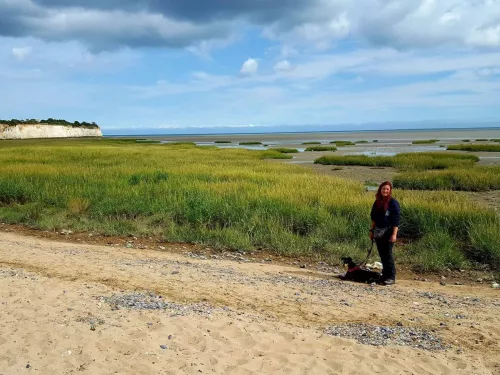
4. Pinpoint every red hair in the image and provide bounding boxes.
[375,181,393,211]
